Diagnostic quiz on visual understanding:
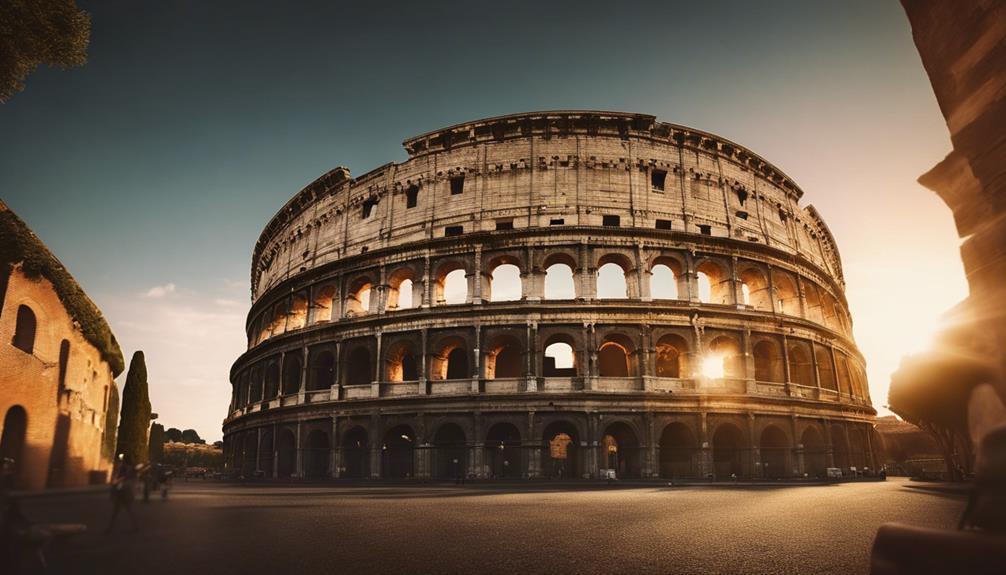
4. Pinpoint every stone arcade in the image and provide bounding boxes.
[223,111,881,481]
